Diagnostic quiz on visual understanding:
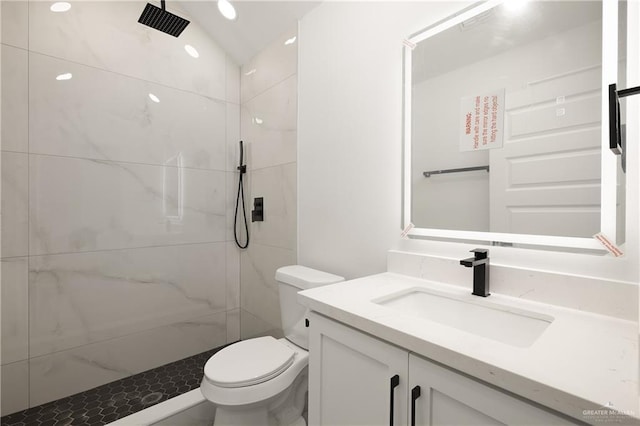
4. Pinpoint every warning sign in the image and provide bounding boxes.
[459,89,505,152]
